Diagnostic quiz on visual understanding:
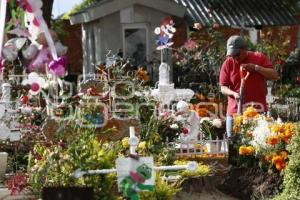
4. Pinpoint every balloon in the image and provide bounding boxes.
[28,47,51,72]
[36,30,57,46]
[55,42,68,56]
[2,45,18,61]
[49,56,66,77]
[22,44,39,60]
